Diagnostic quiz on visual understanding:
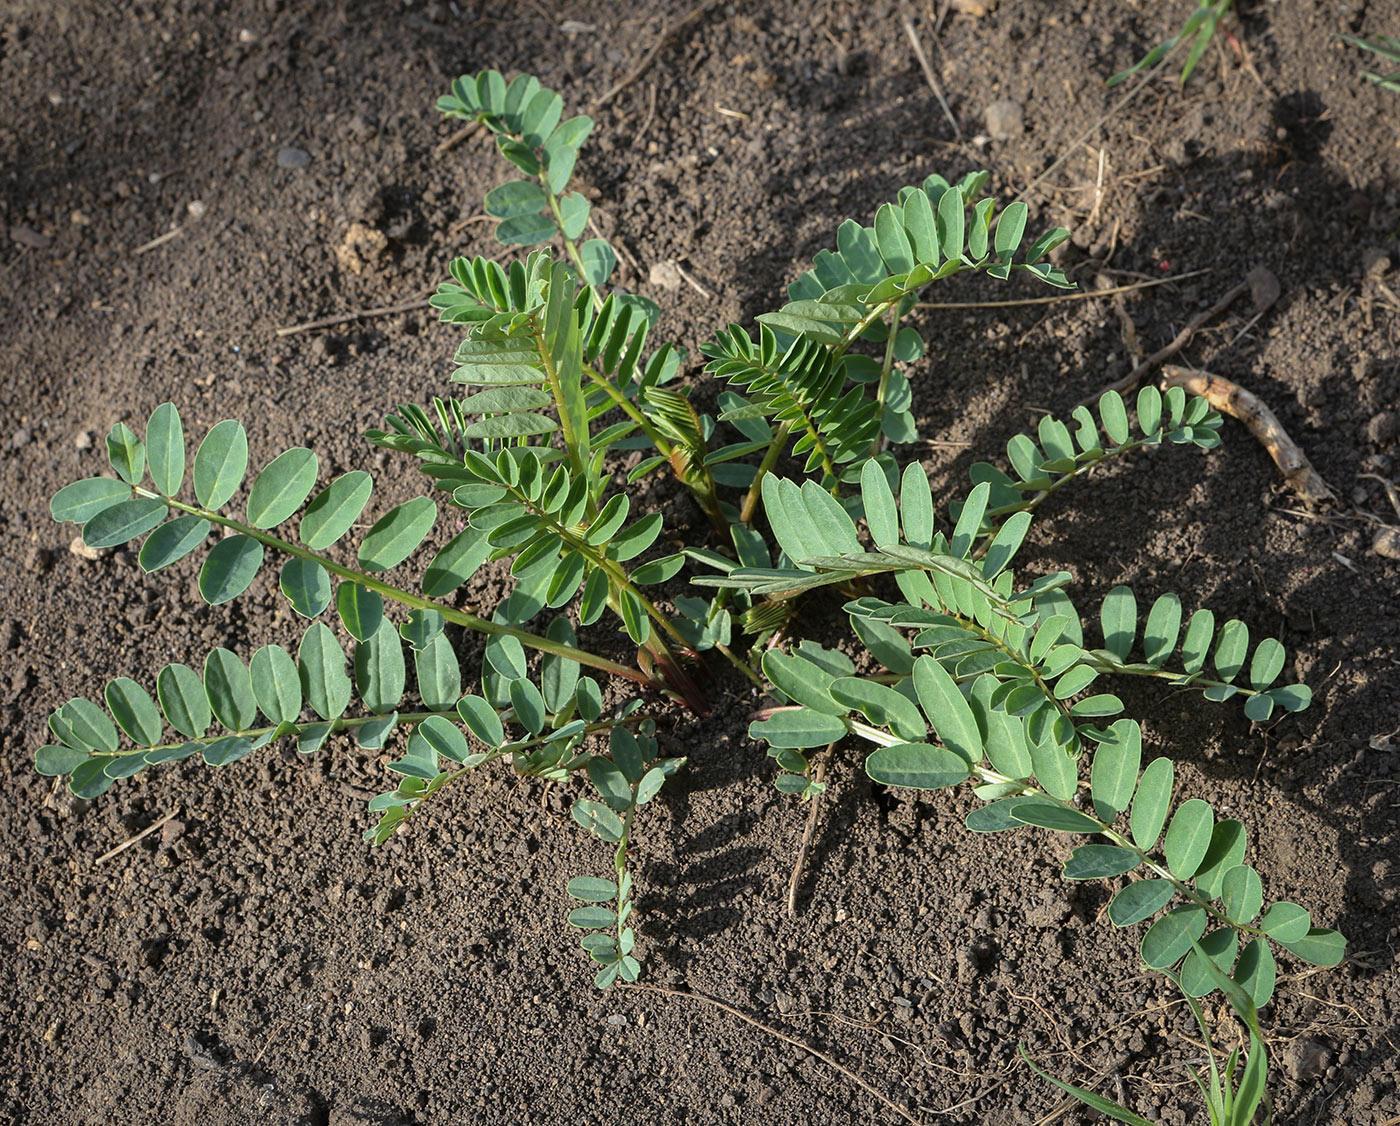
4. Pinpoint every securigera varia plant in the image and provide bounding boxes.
[40,70,1344,1114]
